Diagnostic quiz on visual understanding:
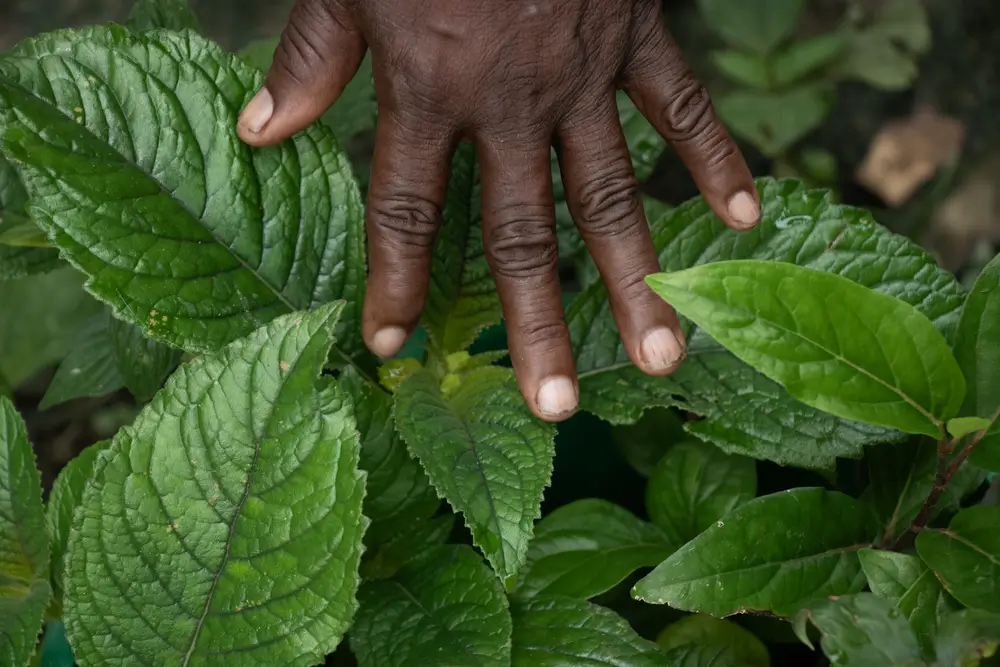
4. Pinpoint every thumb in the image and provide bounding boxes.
[238,0,366,146]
